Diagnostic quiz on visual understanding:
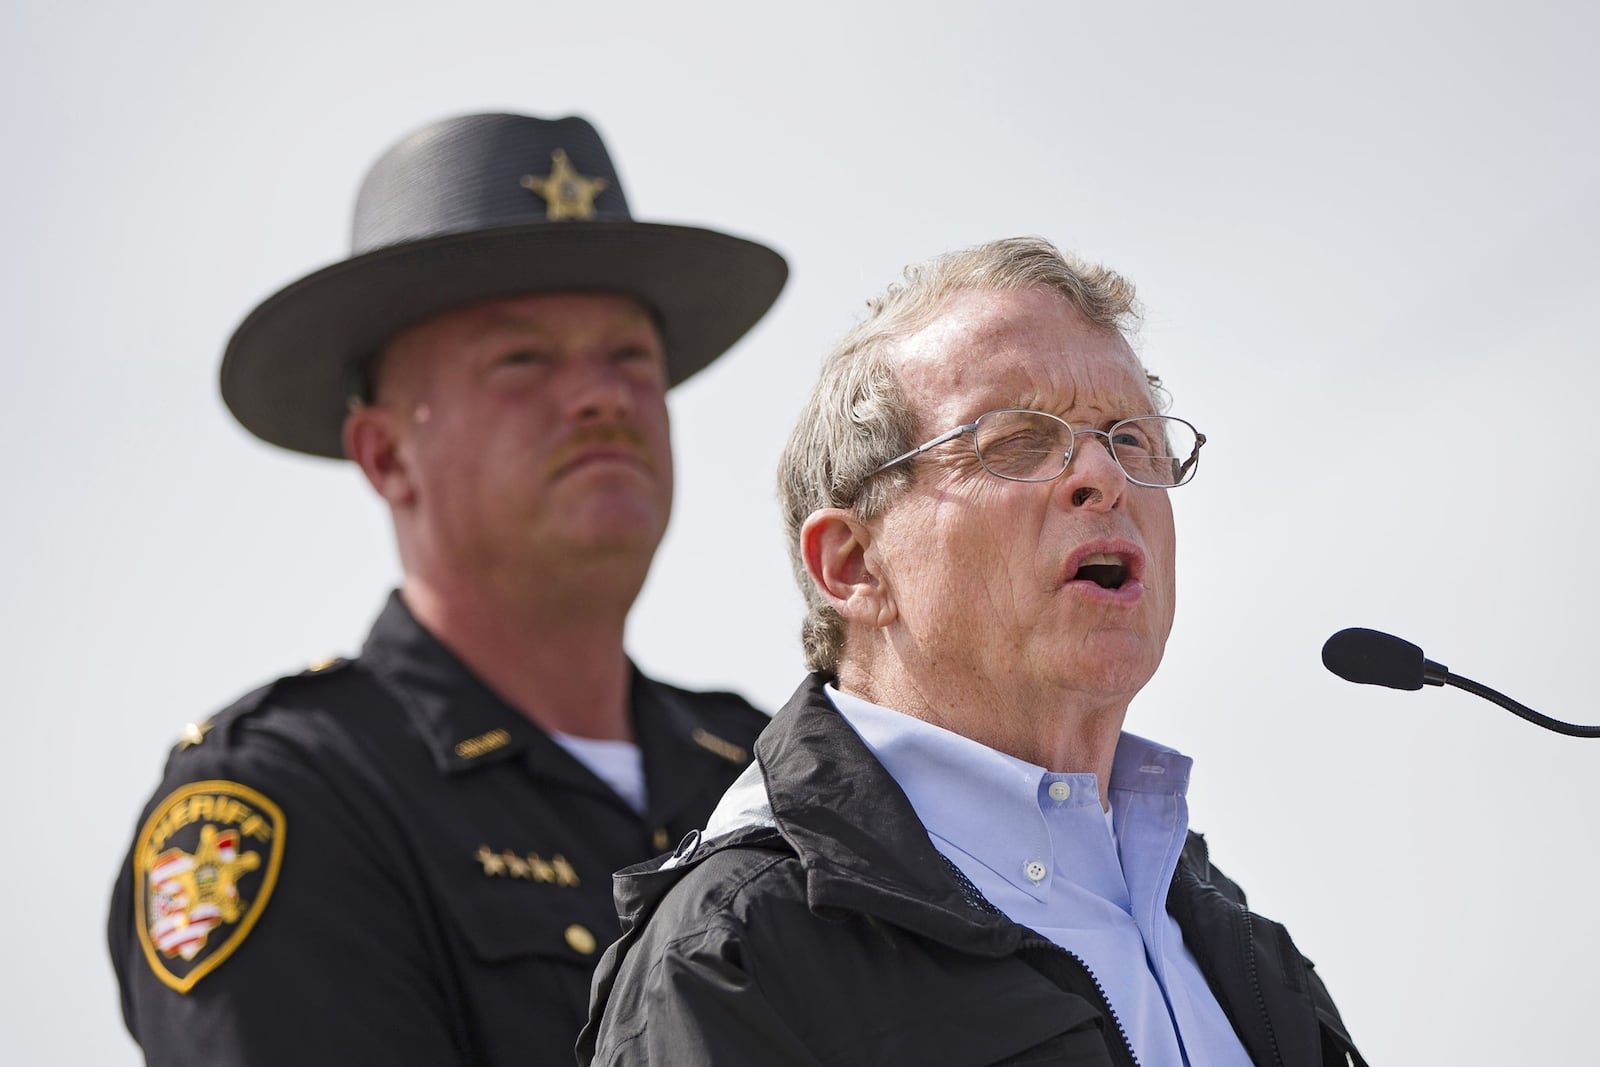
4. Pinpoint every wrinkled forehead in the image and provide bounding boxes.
[891,288,1152,428]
